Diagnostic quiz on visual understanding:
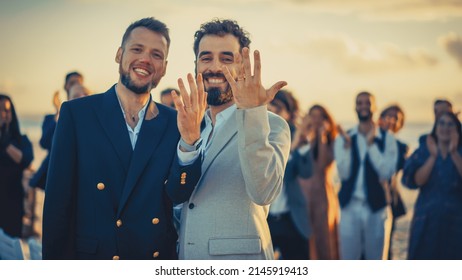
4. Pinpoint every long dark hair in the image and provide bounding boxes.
[0,94,22,144]
[430,111,462,147]
[308,104,337,160]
